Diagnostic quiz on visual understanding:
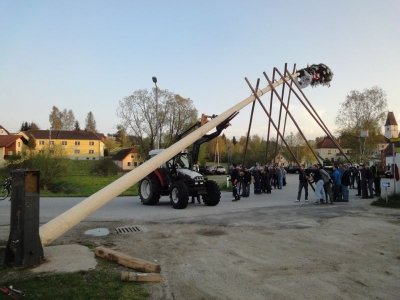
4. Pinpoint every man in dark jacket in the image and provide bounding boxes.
[371,164,381,197]
[295,165,309,202]
[230,164,241,201]
[241,168,252,197]
[341,164,351,202]
[365,165,374,198]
